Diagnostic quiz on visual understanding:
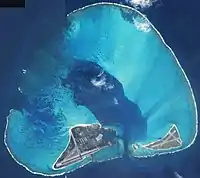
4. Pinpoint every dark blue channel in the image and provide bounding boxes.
[62,60,147,155]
